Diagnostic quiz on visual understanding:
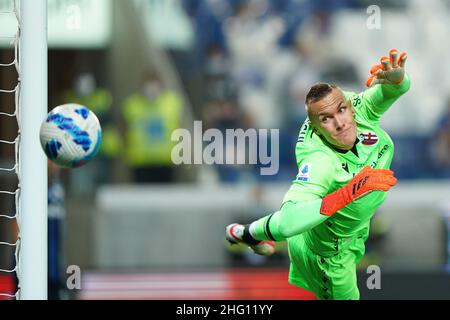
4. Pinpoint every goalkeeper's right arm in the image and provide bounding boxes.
[363,49,410,117]
[248,166,397,242]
